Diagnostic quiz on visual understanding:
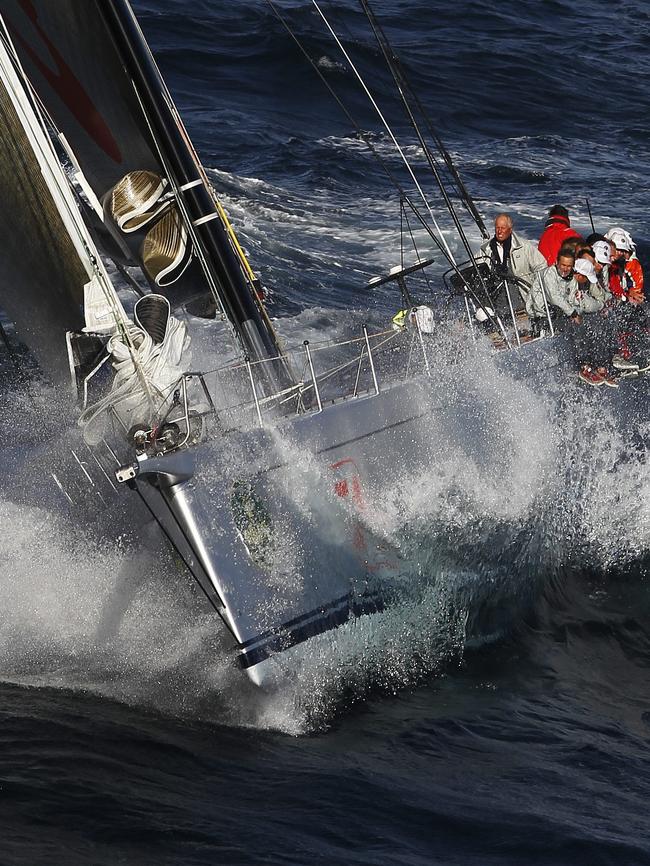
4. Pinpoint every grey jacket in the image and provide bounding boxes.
[591,266,612,305]
[477,230,548,304]
[527,264,604,318]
